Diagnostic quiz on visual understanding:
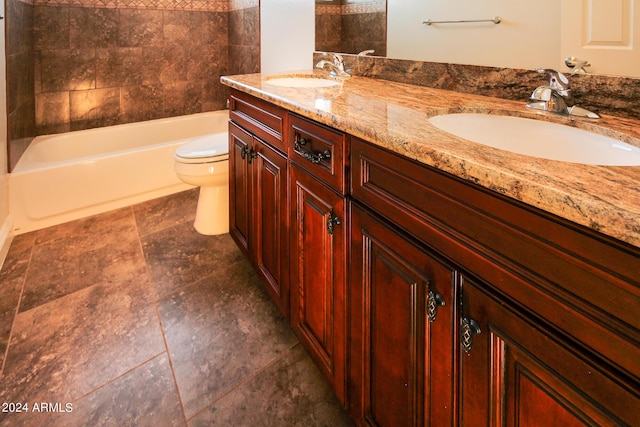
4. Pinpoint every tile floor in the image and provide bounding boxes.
[0,189,353,426]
